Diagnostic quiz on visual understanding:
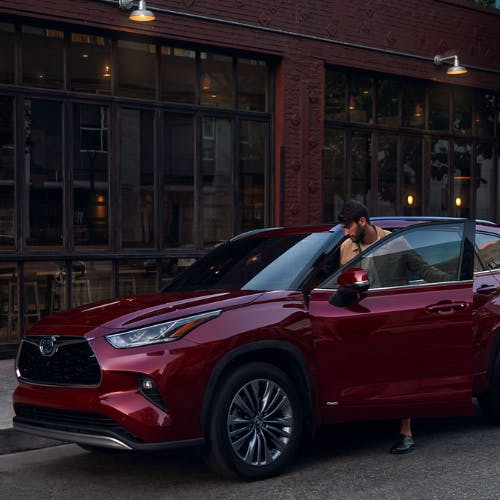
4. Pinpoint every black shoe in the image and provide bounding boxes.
[390,434,415,454]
